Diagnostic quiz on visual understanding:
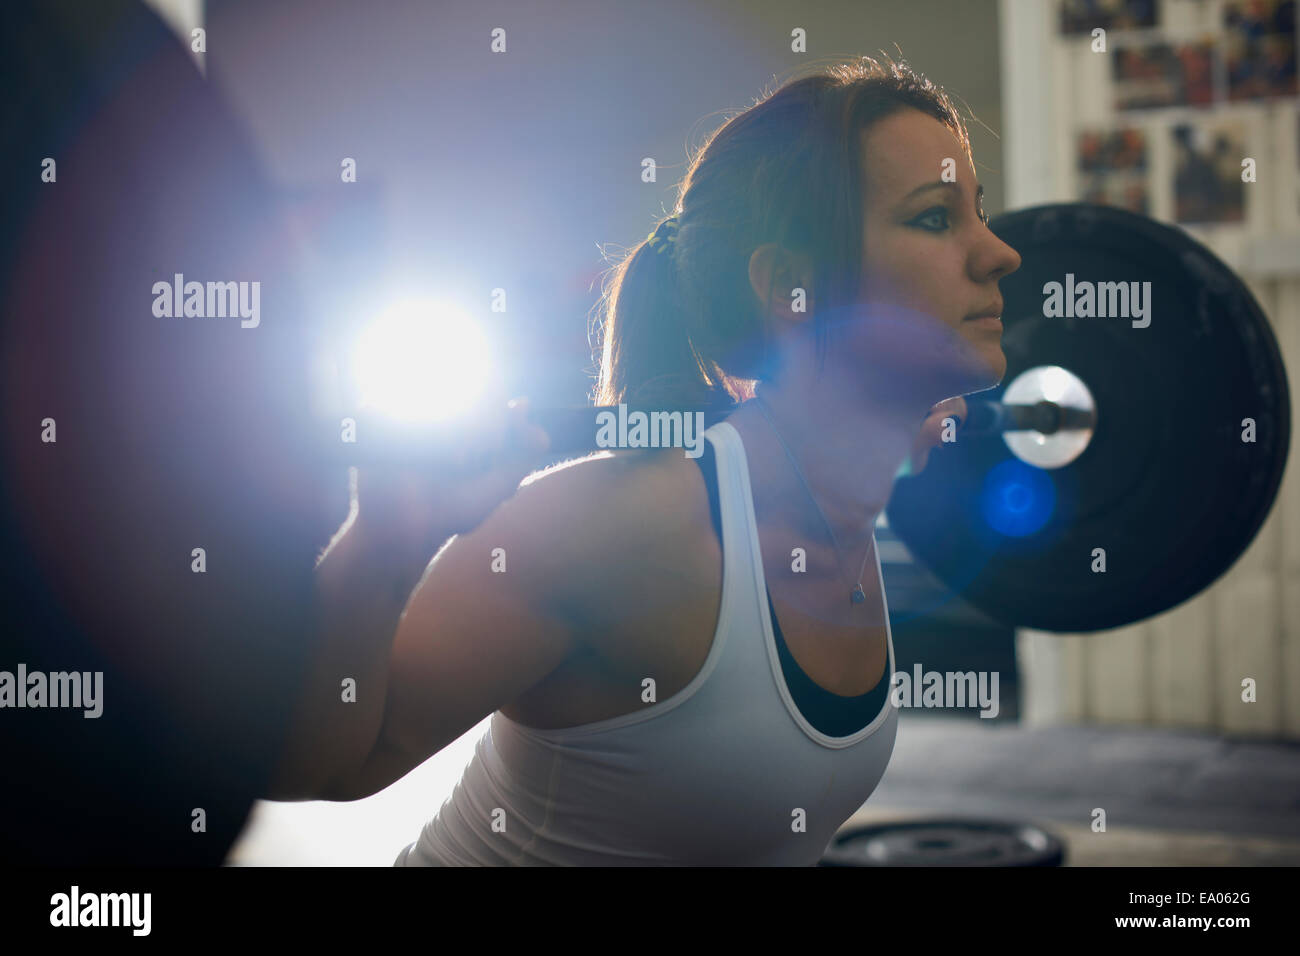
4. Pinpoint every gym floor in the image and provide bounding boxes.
[227,714,1300,866]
